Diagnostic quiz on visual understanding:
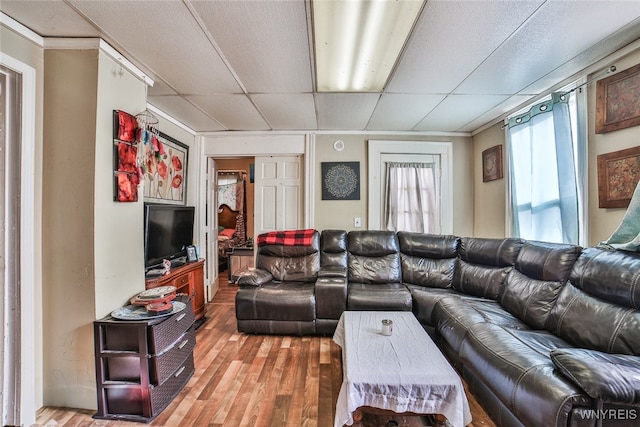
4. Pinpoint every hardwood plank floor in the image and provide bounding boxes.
[35,274,496,427]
